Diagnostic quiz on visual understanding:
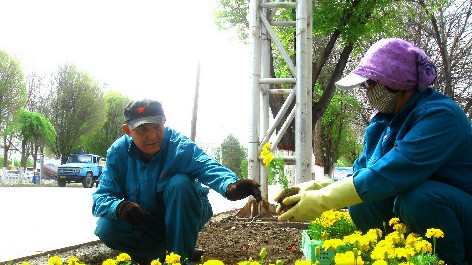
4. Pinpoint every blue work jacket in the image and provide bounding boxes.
[353,88,472,200]
[92,127,238,220]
